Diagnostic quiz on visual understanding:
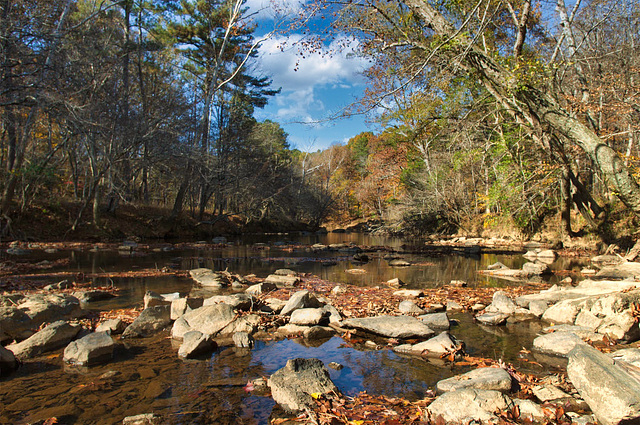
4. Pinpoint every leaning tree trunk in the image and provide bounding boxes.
[402,0,640,215]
